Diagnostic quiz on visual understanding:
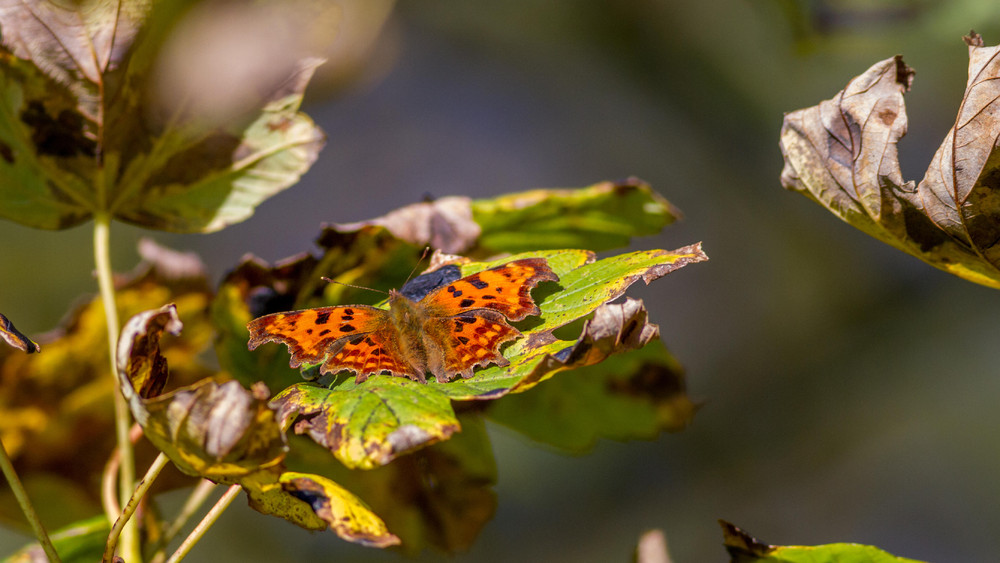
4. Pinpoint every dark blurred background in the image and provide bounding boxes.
[3,1,1000,561]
